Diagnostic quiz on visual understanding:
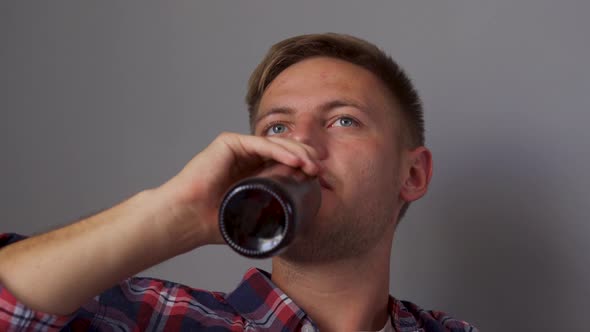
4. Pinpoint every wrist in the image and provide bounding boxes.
[141,183,218,256]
